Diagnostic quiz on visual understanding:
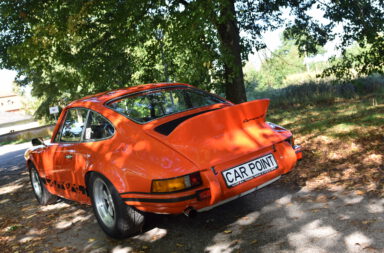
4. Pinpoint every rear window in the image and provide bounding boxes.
[108,87,225,123]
